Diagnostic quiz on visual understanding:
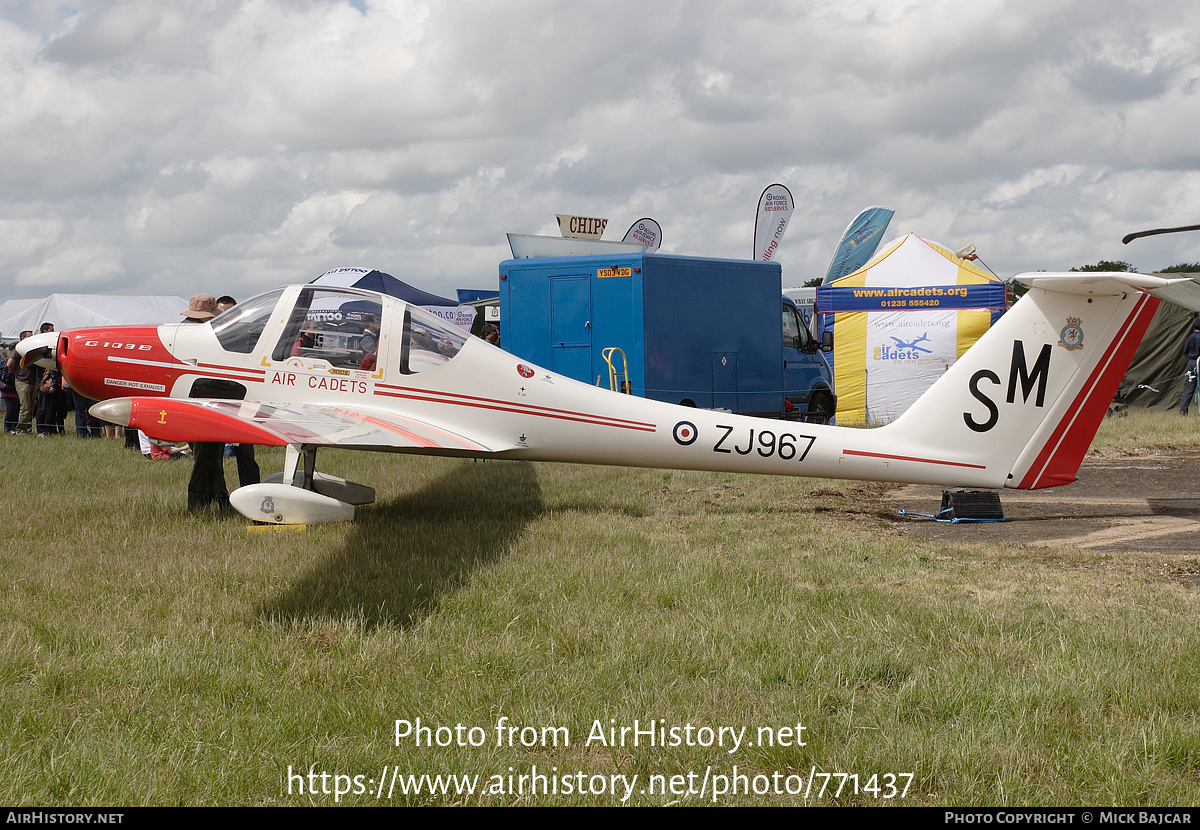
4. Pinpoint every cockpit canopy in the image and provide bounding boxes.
[210,289,285,354]
[209,285,467,374]
[402,303,468,373]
